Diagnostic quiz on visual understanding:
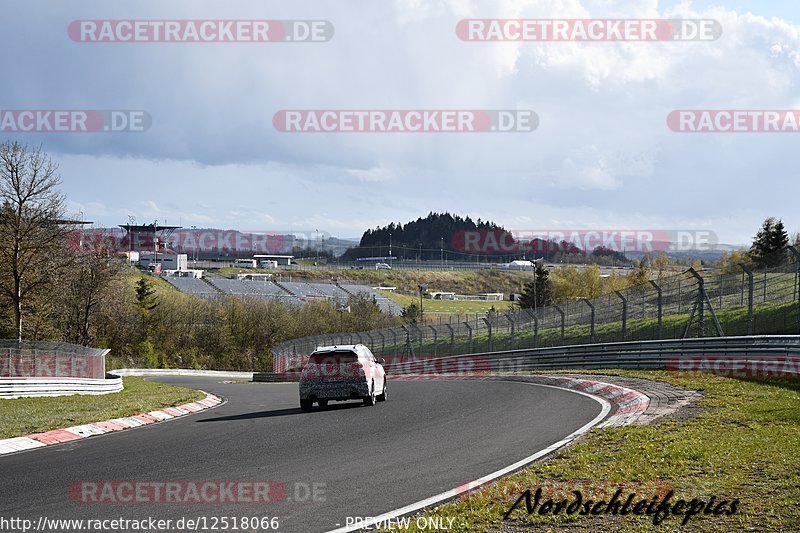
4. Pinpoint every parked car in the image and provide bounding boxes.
[375,262,392,270]
[299,345,387,411]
